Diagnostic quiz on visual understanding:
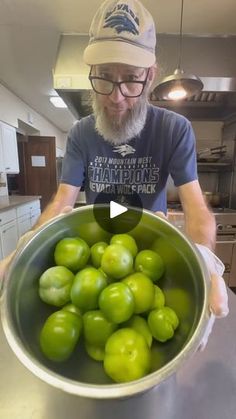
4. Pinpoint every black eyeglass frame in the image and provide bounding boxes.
[88,68,150,98]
